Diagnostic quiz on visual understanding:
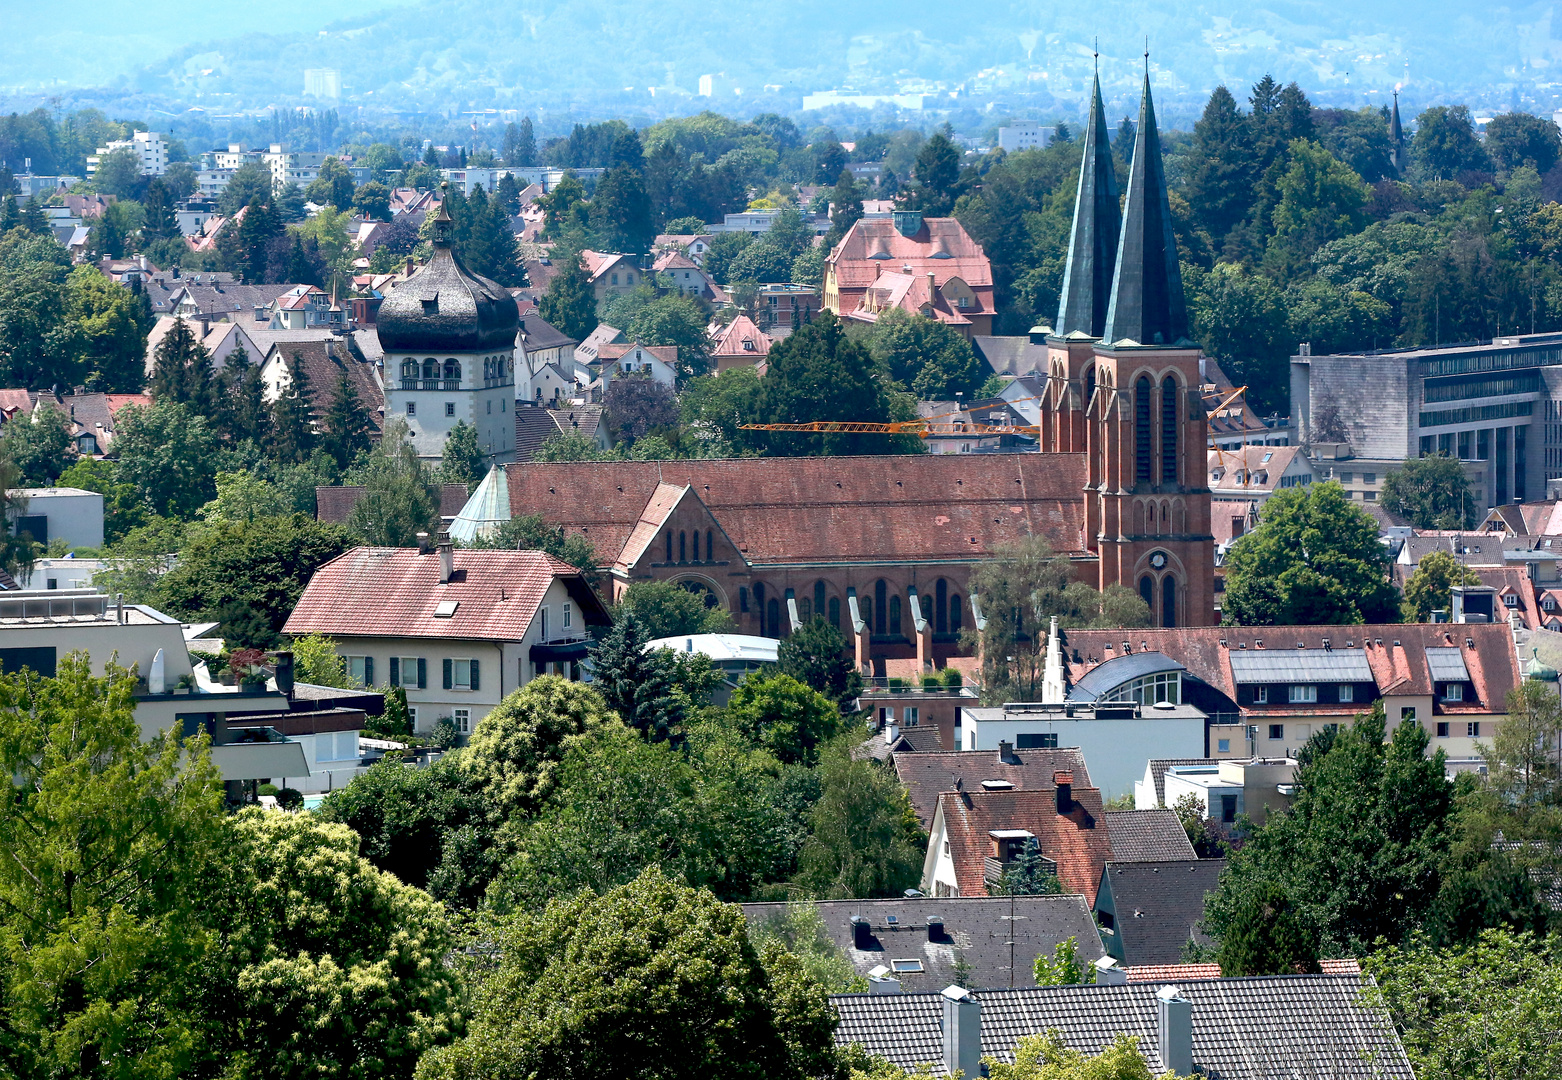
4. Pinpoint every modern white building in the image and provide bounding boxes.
[378,201,520,462]
[998,121,1056,153]
[1144,758,1297,828]
[957,700,1208,799]
[12,487,105,550]
[87,131,169,178]
[303,68,342,99]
